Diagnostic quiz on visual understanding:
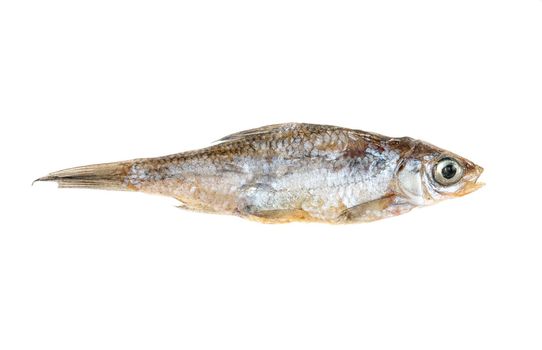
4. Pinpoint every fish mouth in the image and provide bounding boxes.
[460,180,485,195]
[457,165,485,196]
